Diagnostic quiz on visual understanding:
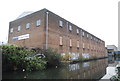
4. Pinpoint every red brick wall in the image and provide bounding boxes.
[8,9,106,58]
